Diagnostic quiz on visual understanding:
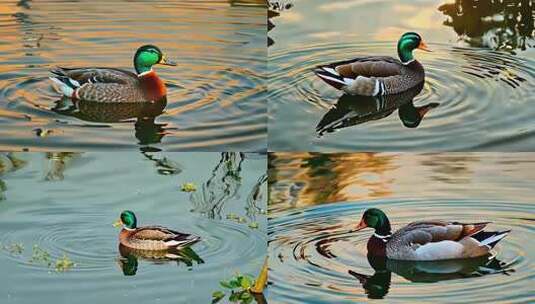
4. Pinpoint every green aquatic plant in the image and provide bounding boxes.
[226,213,260,230]
[4,242,24,255]
[29,245,52,267]
[180,182,197,192]
[212,259,268,304]
[55,254,75,272]
[213,273,256,304]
